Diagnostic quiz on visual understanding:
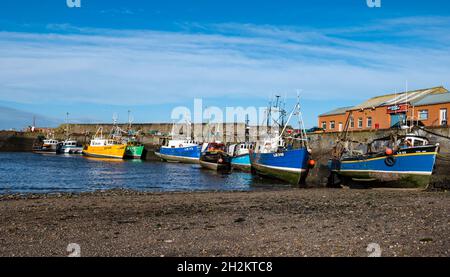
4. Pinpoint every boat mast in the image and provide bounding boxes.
[266,99,272,134]
[245,114,250,143]
[295,91,309,149]
[65,112,70,140]
[128,110,132,131]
